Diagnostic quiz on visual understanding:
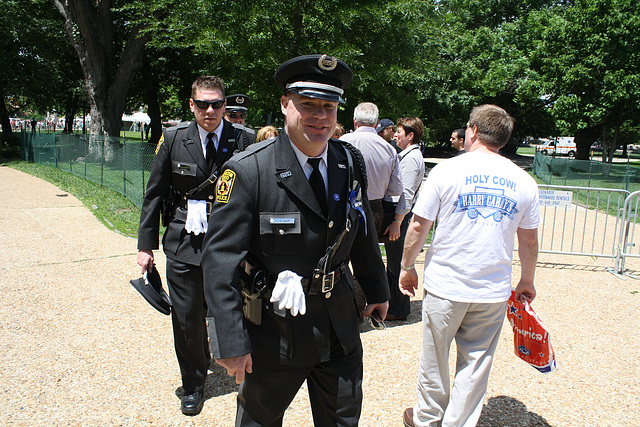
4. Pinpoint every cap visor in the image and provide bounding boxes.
[287,88,344,104]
